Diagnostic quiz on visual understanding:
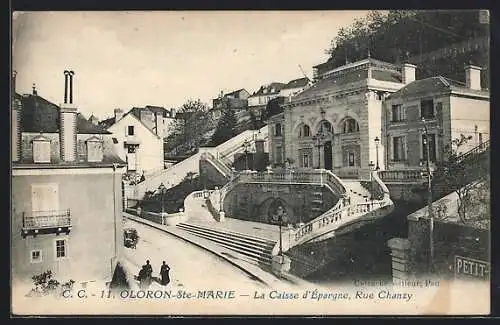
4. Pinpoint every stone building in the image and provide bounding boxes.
[11,71,126,285]
[270,57,407,178]
[382,65,490,170]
